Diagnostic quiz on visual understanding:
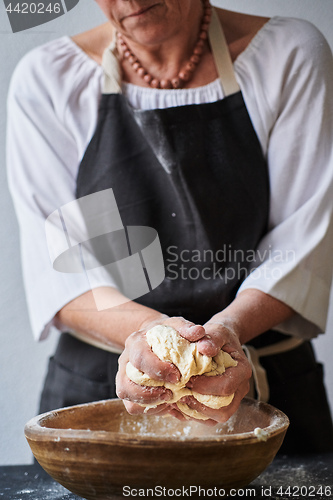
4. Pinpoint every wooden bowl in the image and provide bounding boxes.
[25,398,289,499]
